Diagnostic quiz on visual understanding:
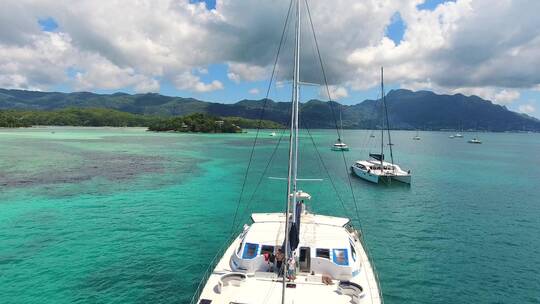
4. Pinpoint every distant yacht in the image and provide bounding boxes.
[332,139,350,151]
[449,134,455,139]
[270,131,277,137]
[454,133,463,138]
[468,137,482,144]
[412,130,421,140]
[351,67,411,185]
[192,1,382,303]
[331,104,349,151]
